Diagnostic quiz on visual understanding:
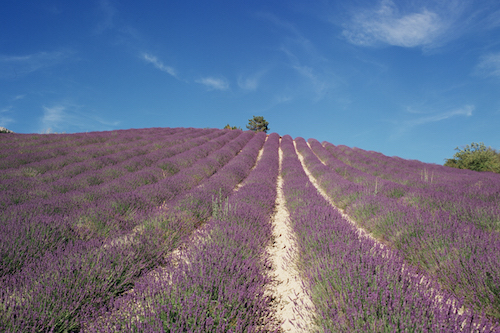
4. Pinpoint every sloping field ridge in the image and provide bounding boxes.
[1,127,500,332]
